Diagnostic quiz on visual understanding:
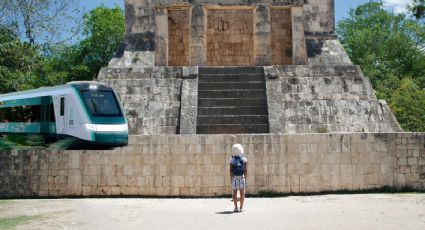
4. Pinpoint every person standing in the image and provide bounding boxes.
[229,144,248,213]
